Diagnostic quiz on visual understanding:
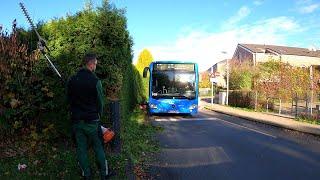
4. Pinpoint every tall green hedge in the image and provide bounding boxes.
[0,1,144,138]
